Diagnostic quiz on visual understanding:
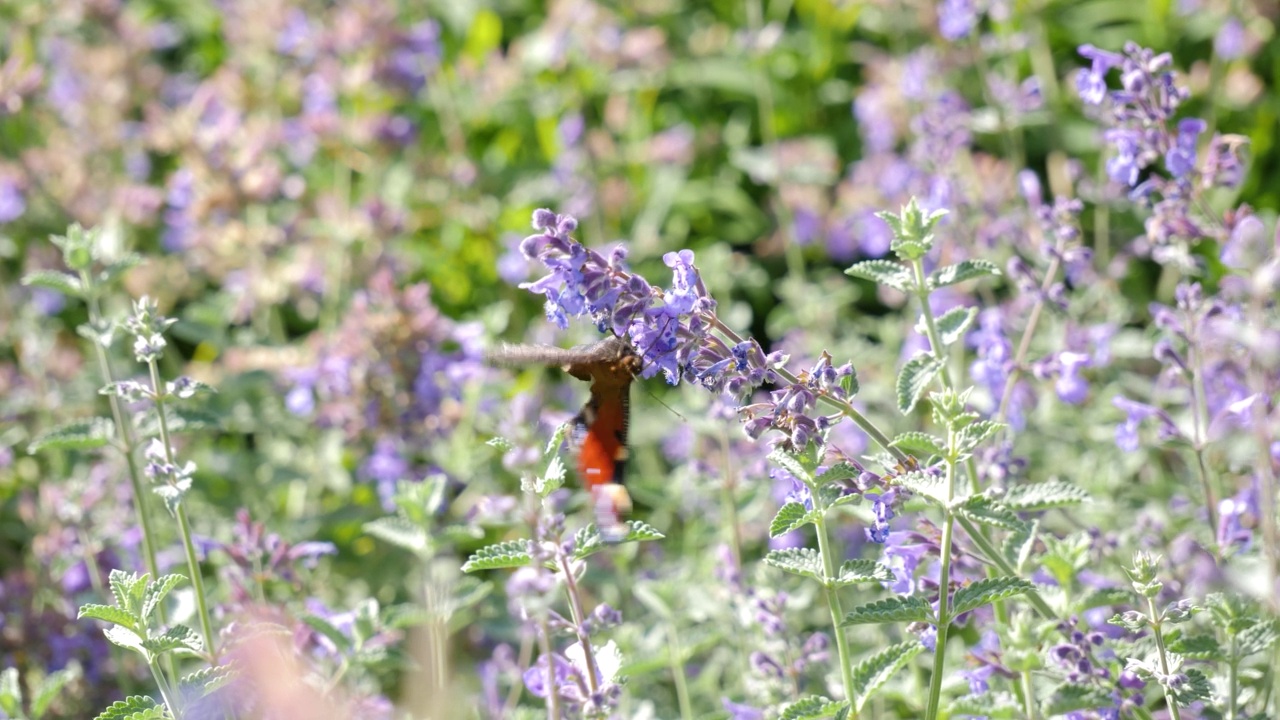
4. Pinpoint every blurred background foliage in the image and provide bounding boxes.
[0,0,1276,716]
